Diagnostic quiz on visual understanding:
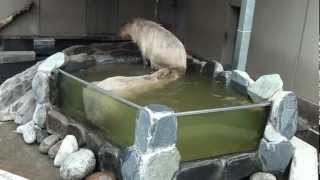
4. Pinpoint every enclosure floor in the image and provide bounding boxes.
[0,122,59,180]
